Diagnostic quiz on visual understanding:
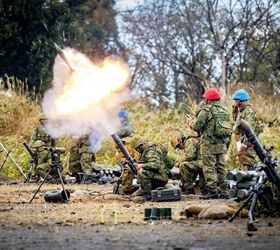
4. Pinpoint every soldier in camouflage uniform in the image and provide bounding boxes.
[192,88,232,199]
[30,114,55,147]
[173,133,207,195]
[32,140,58,181]
[232,89,258,170]
[115,109,136,194]
[130,136,170,199]
[116,138,140,194]
[117,109,134,139]
[69,135,96,182]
